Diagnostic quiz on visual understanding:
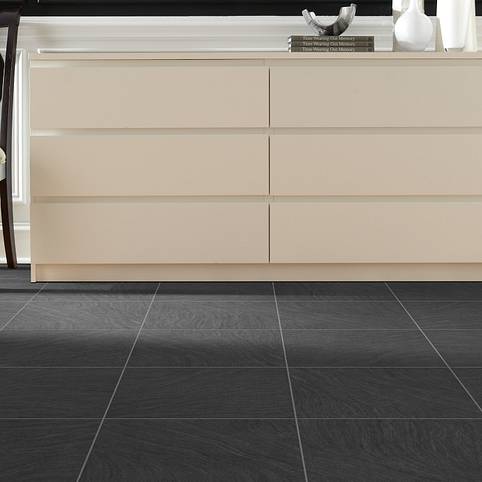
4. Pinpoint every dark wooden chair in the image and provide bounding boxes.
[0,10,20,269]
